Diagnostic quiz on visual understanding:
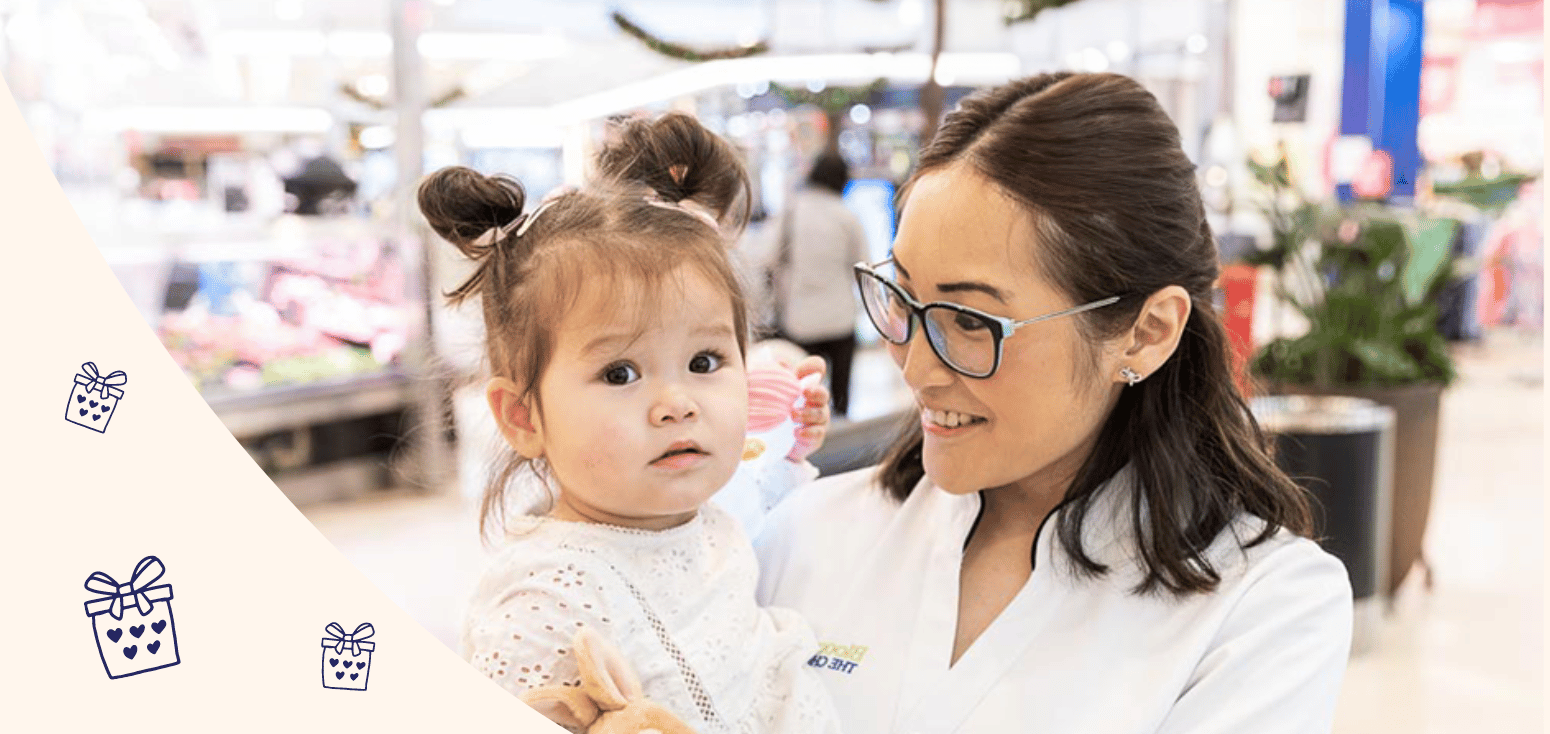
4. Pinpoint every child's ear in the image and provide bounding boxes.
[487,376,544,459]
